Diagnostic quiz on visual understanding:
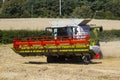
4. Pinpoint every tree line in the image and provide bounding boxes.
[0,0,120,19]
